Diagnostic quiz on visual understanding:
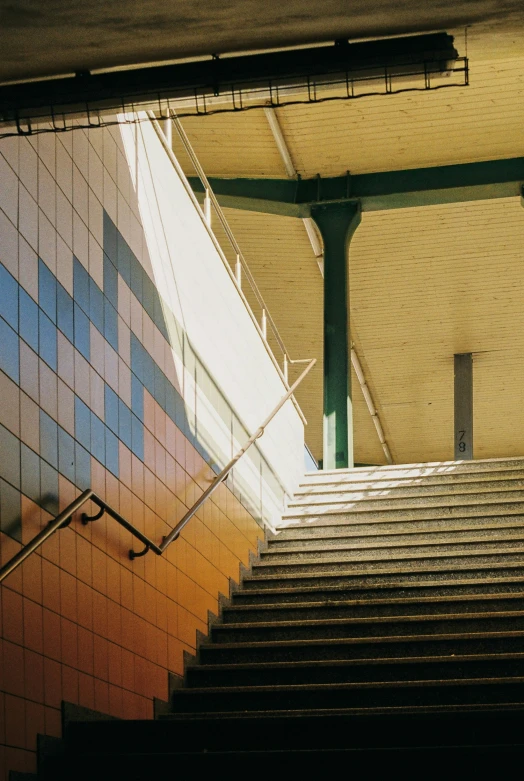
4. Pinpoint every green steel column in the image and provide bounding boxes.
[311,202,361,470]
